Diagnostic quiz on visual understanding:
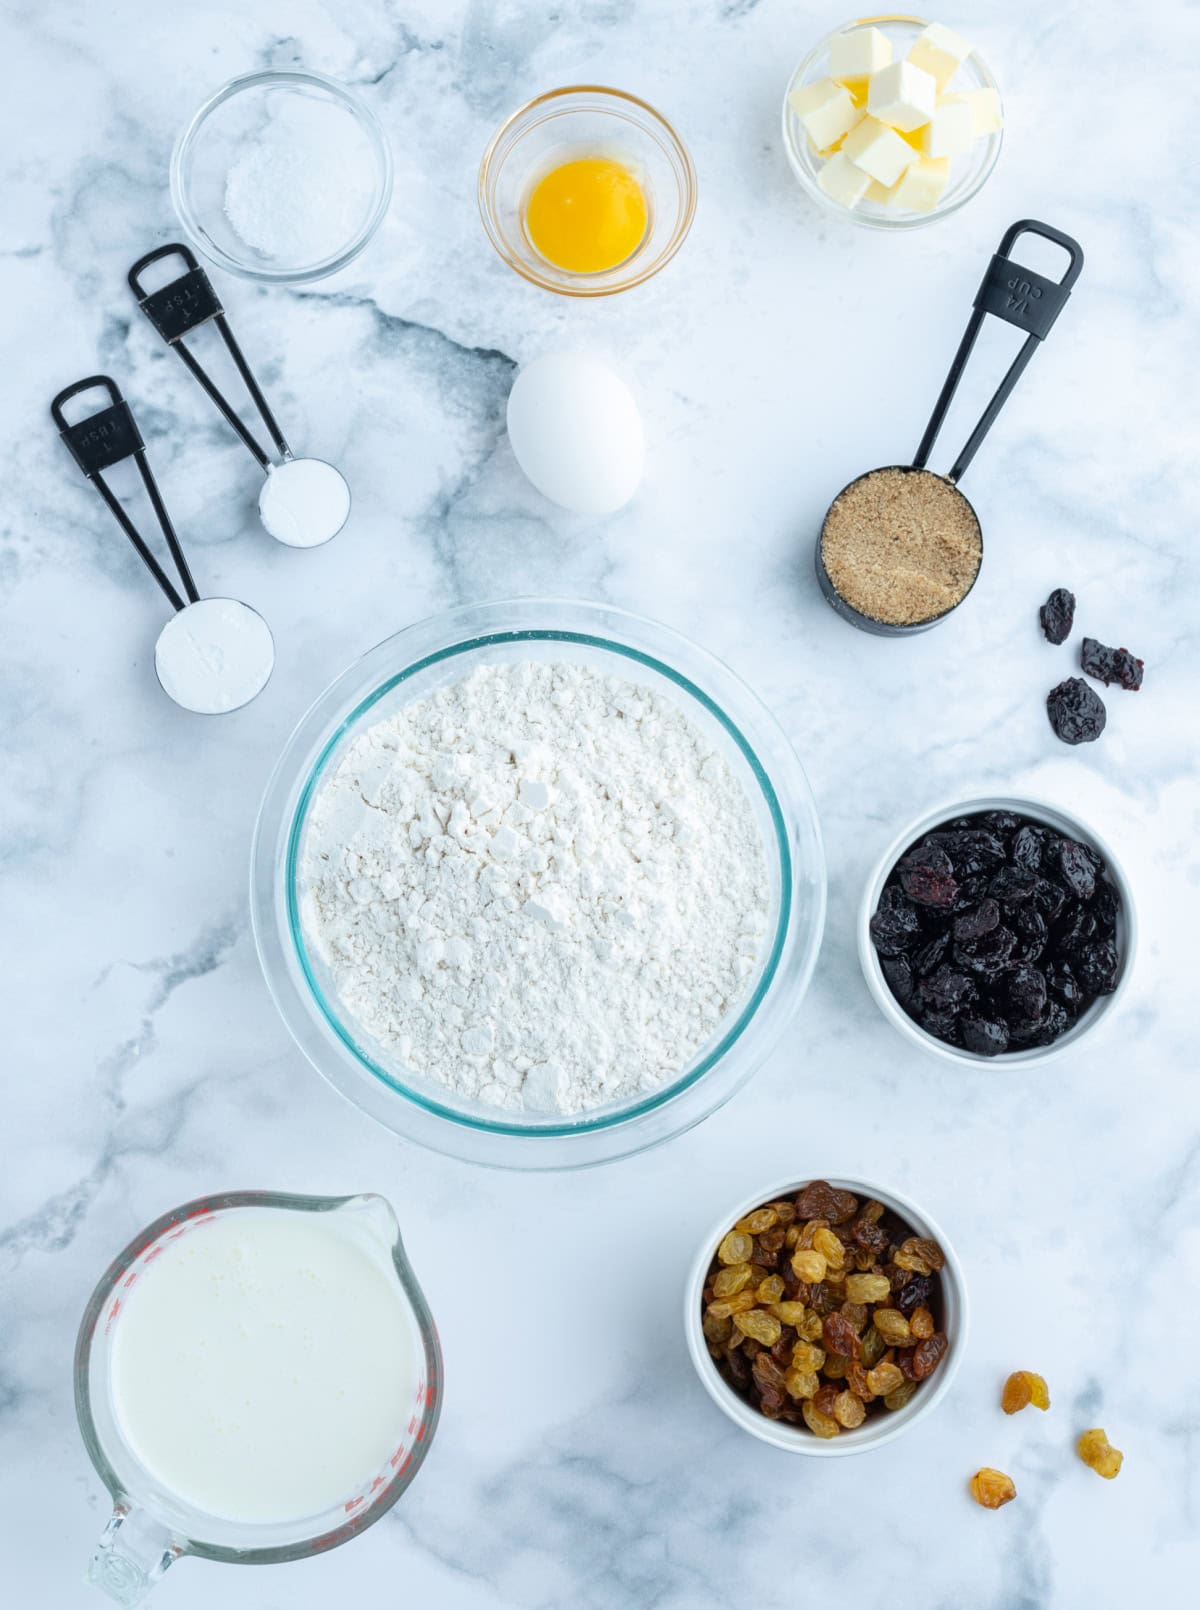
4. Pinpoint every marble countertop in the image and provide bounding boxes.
[3,1,1195,1605]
